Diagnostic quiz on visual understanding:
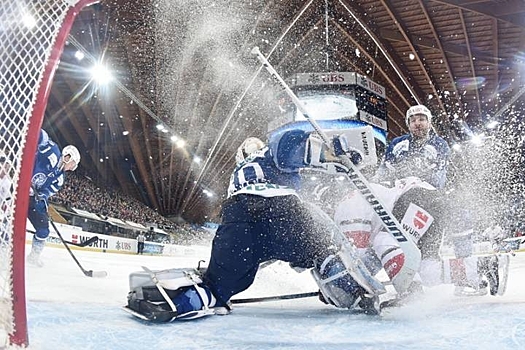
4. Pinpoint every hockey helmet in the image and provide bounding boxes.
[405,105,432,125]
[235,137,265,164]
[62,145,81,171]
